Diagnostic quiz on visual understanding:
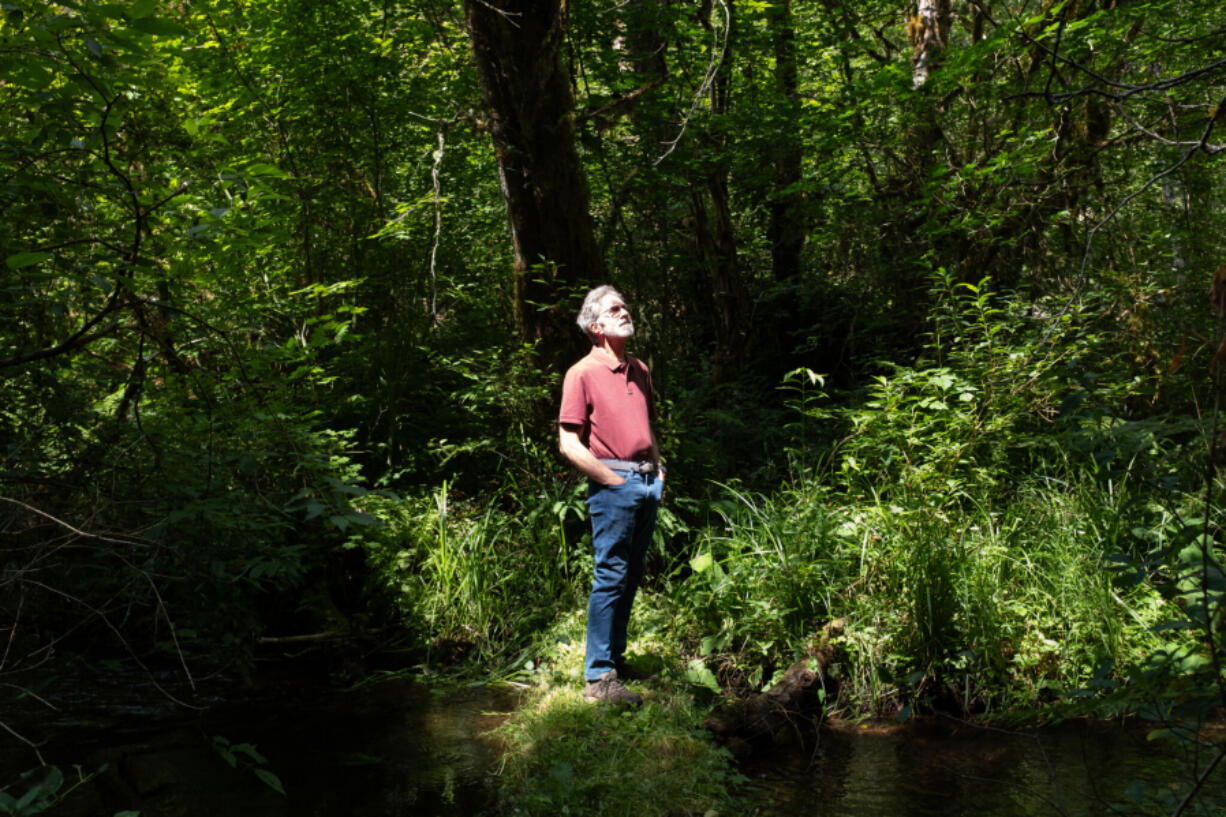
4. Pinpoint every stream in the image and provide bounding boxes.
[3,666,1223,816]
[742,716,1222,816]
